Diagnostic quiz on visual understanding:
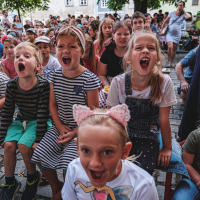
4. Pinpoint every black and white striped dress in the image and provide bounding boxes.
[31,68,101,170]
